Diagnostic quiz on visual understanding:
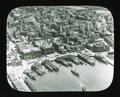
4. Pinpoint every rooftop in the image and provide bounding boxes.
[22,48,31,54]
[17,42,41,53]
[41,42,53,49]
[31,47,41,52]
